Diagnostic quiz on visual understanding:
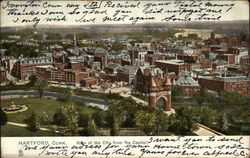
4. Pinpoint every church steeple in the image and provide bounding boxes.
[73,33,77,47]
